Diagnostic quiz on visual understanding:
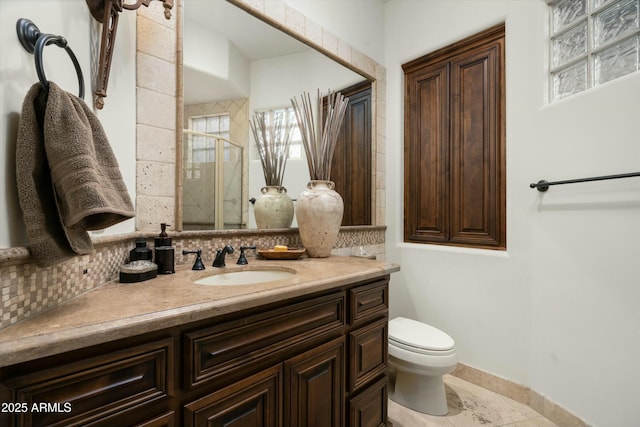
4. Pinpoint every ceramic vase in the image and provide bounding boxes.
[296,180,344,257]
[254,186,294,229]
